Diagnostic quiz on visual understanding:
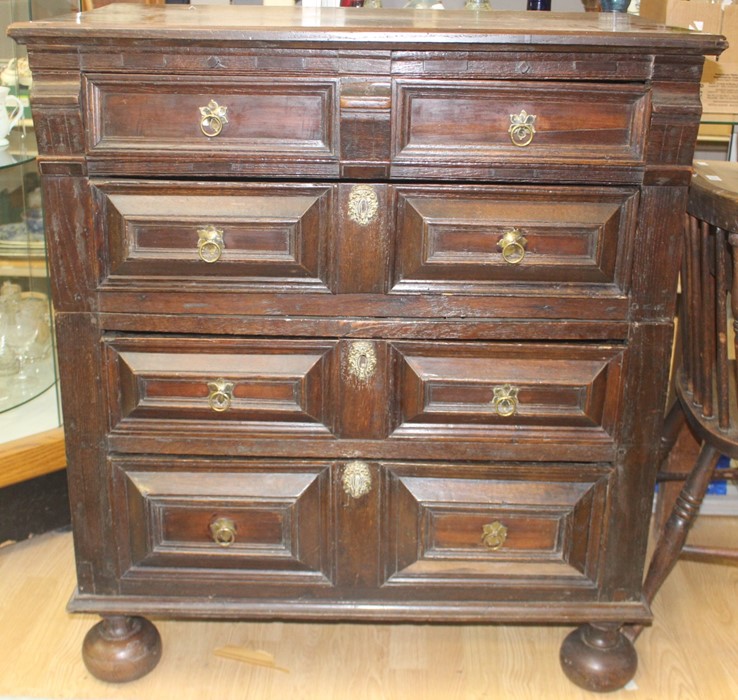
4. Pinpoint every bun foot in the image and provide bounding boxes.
[82,615,162,683]
[559,623,637,693]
